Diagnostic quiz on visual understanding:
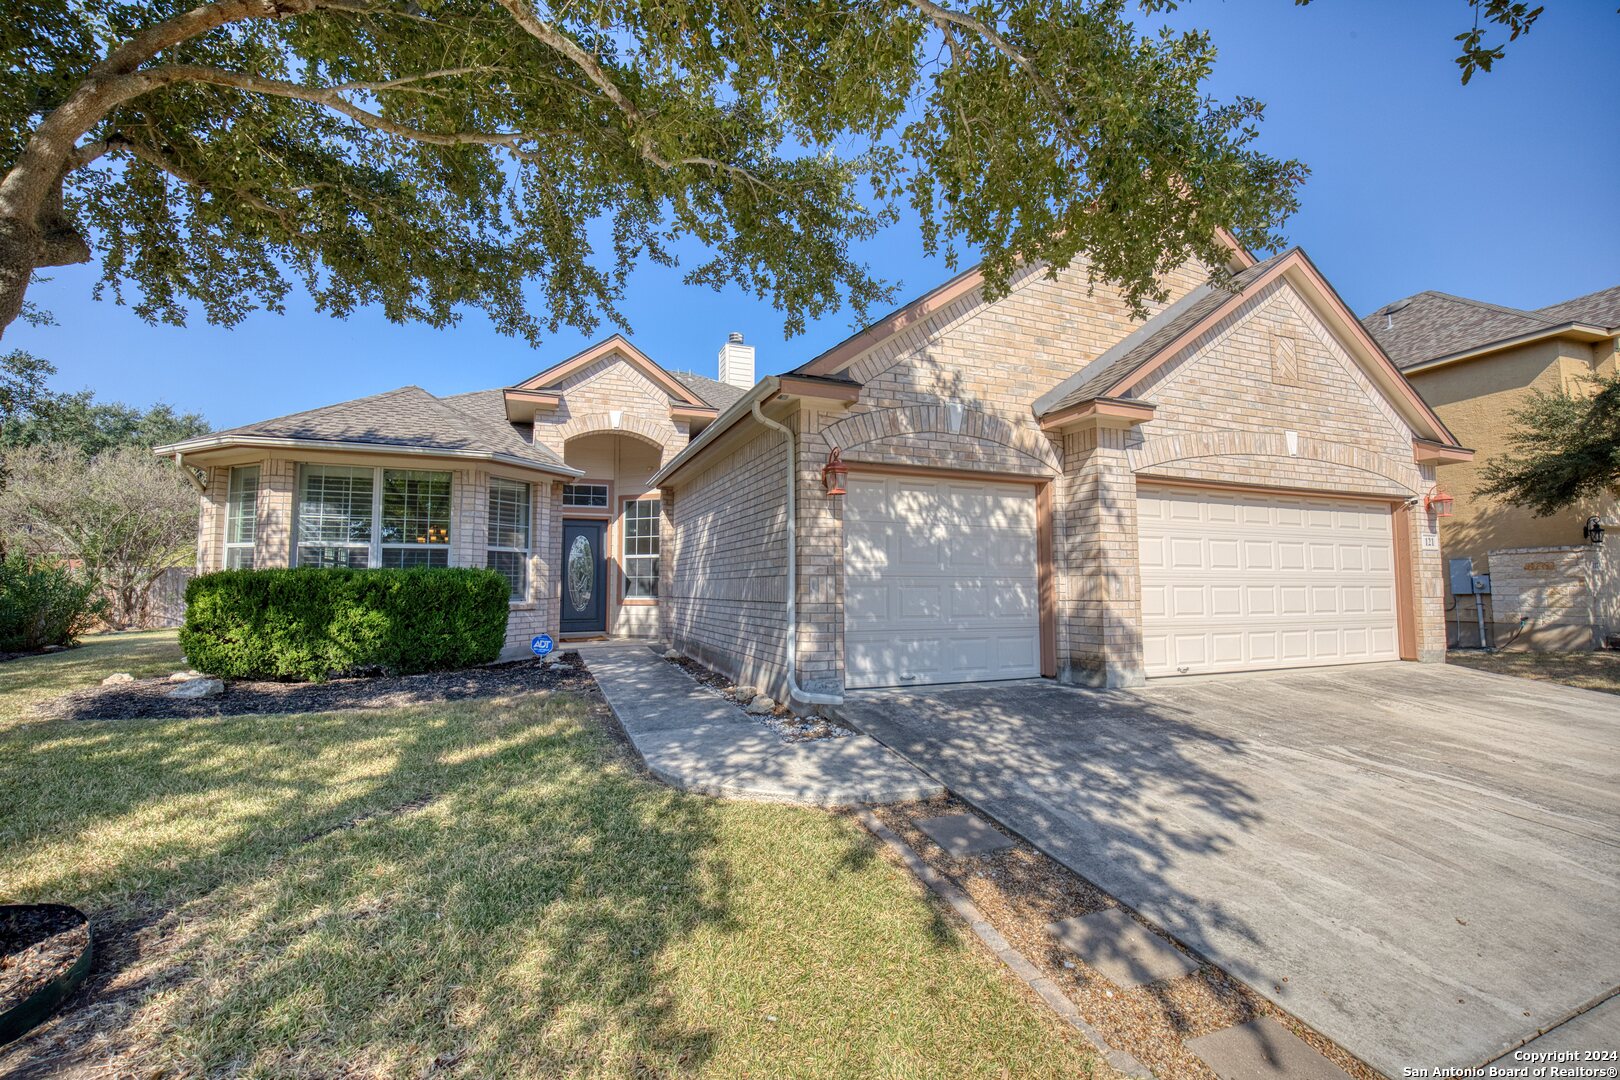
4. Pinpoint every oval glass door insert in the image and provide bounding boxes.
[567,534,593,610]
